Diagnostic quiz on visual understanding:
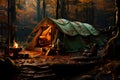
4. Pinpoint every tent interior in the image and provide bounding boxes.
[26,17,103,55]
